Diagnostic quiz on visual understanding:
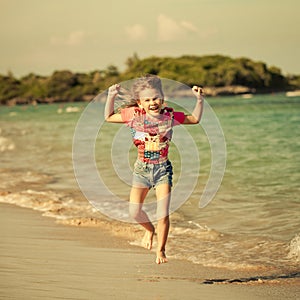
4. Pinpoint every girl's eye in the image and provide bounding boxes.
[142,97,161,102]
